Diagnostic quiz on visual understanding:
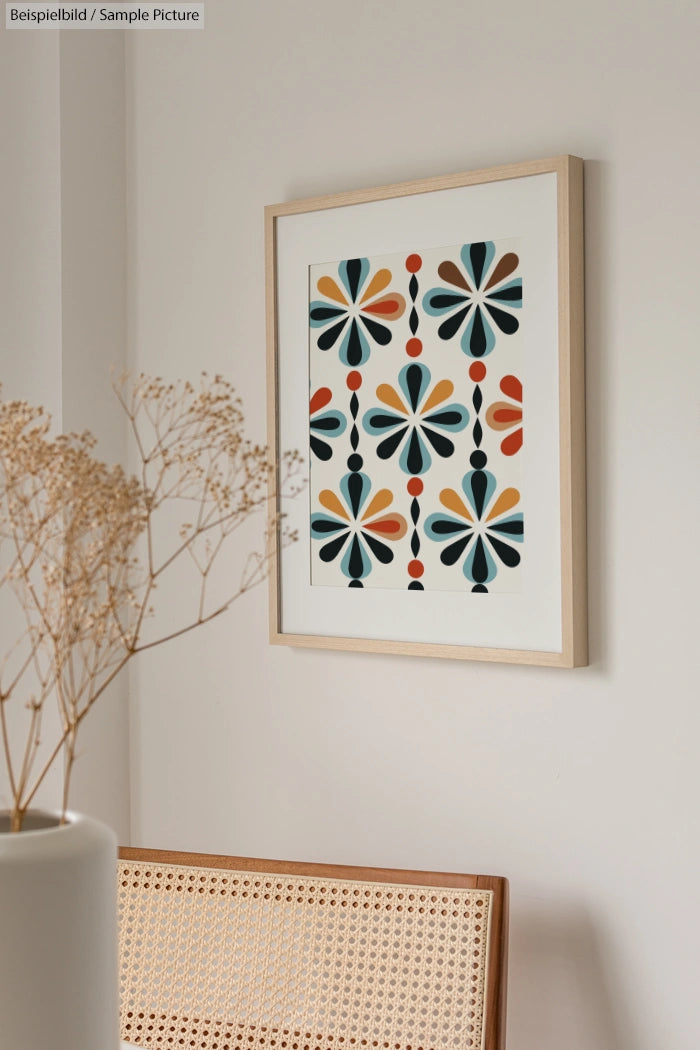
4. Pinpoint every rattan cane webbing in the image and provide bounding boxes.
[118,859,493,1050]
